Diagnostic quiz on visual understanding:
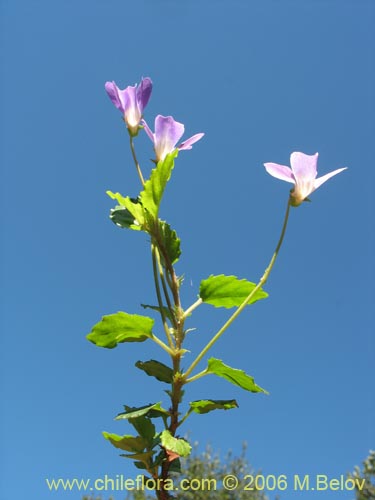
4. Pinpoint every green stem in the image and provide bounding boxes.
[129,135,145,186]
[184,199,292,379]
[152,242,175,349]
[154,246,177,329]
[177,407,194,428]
[183,298,203,319]
[185,368,208,384]
[150,333,175,356]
